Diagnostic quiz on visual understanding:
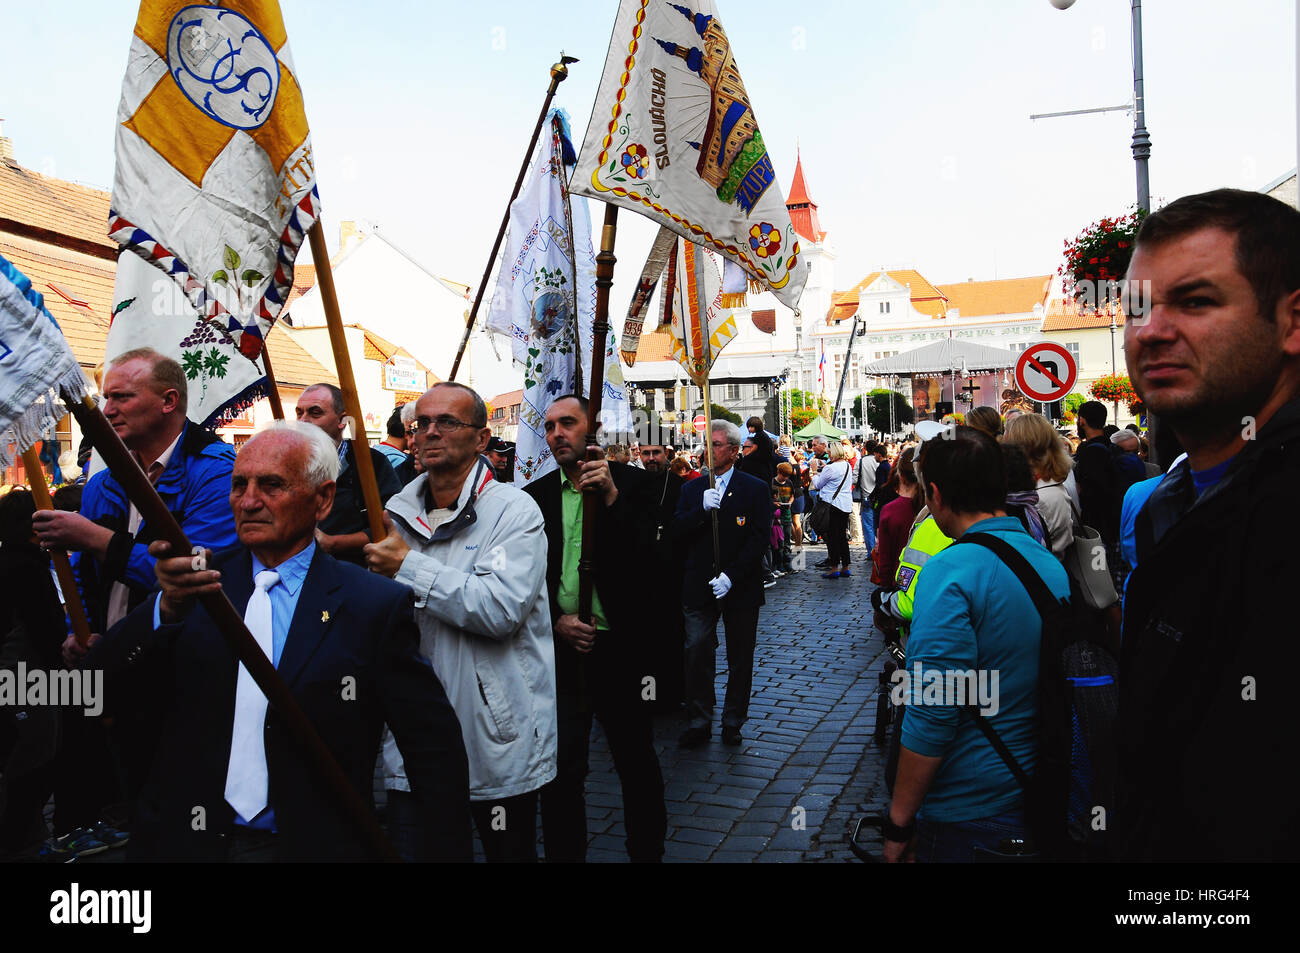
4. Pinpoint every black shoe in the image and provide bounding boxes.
[678,725,711,748]
[721,726,742,746]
